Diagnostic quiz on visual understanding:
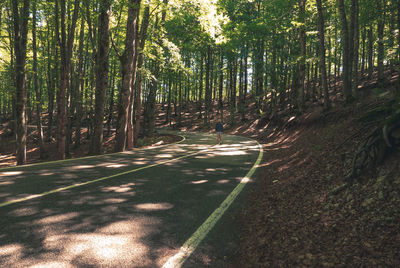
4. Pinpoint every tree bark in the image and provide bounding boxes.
[91,0,111,154]
[298,0,306,112]
[12,0,30,165]
[204,45,212,126]
[32,1,46,159]
[316,0,330,110]
[74,17,85,148]
[133,4,150,147]
[115,0,141,151]
[56,0,80,160]
[377,0,385,85]
[368,26,374,78]
[337,0,353,102]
